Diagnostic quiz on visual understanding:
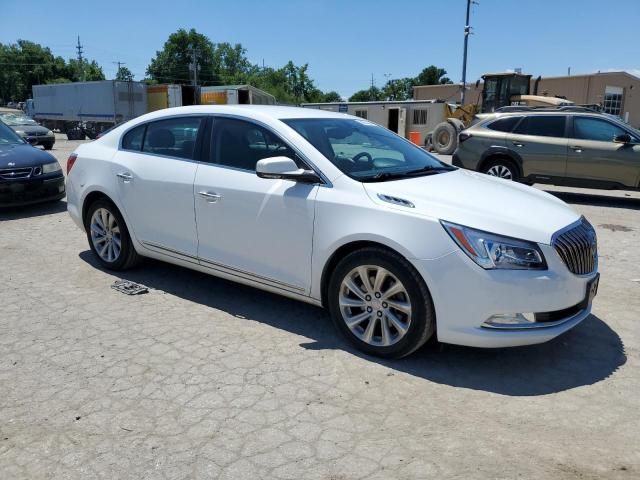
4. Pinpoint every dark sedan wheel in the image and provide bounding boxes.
[85,199,139,270]
[43,142,54,150]
[328,247,436,358]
